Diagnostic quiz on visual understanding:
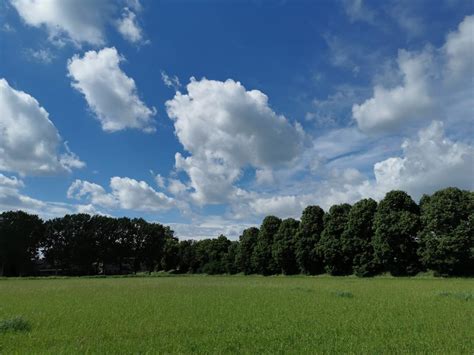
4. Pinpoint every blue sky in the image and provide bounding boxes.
[0,0,473,239]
